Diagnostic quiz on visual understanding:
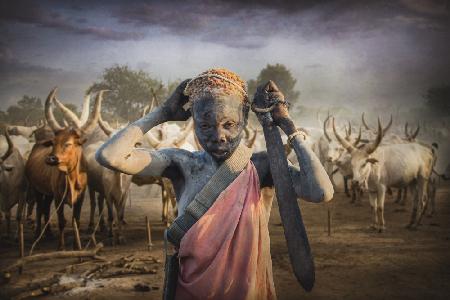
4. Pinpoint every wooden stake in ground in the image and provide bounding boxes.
[73,218,82,251]
[146,216,153,250]
[19,222,24,258]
